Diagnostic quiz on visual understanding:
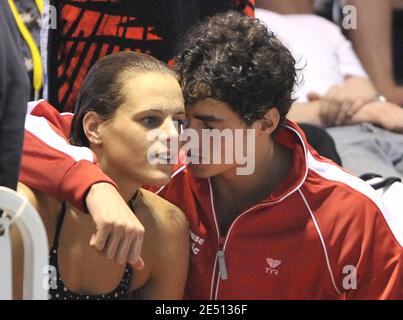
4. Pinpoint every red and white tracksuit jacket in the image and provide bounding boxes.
[20,100,403,299]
